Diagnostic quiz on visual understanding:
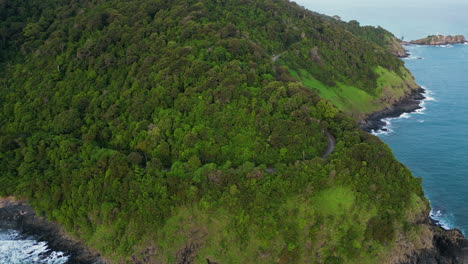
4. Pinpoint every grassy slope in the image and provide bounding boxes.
[291,66,418,119]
